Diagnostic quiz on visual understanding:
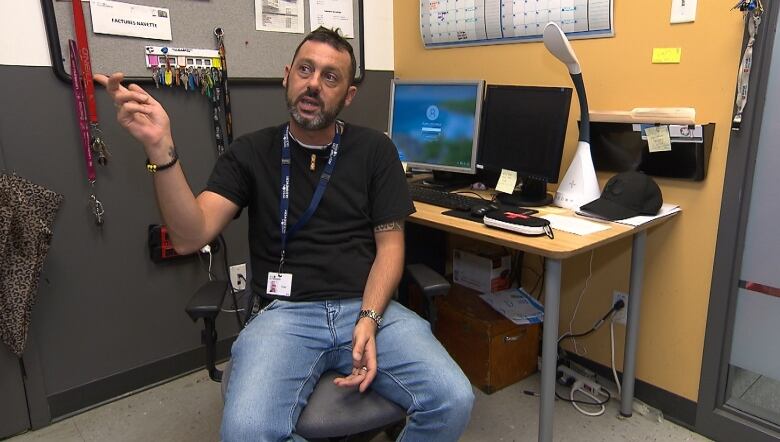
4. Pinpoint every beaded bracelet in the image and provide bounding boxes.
[146,150,179,173]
